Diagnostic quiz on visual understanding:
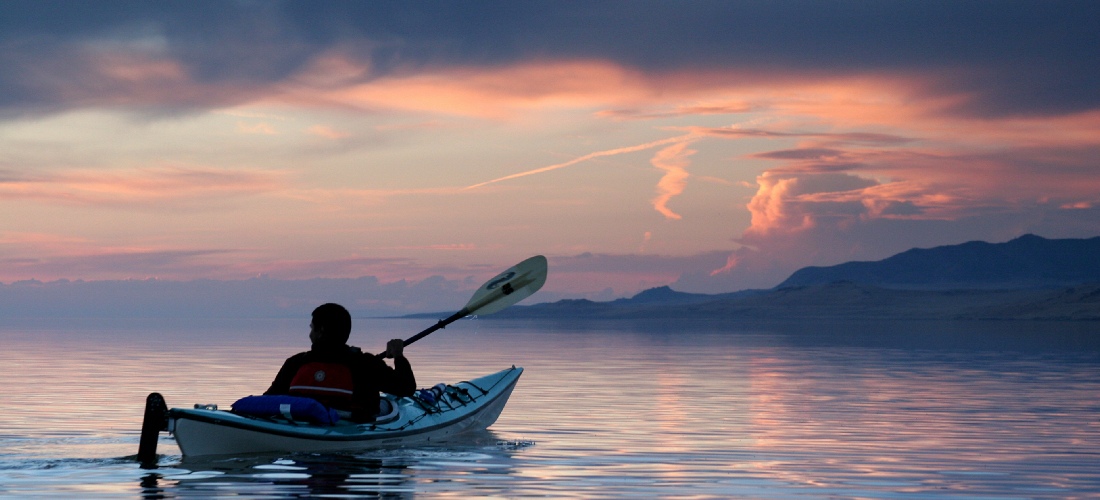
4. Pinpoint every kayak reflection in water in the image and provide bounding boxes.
[263,303,416,421]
